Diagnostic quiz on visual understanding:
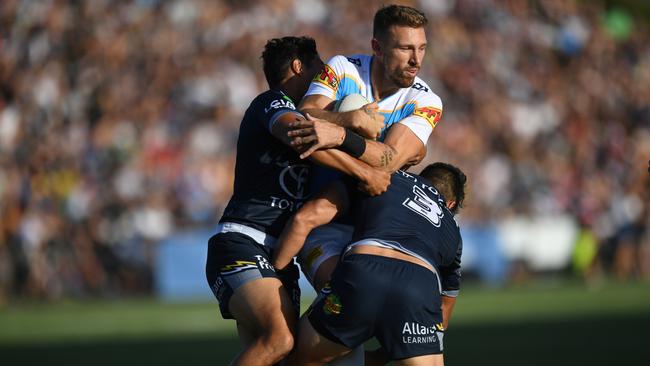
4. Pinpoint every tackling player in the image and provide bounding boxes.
[292,1,443,319]
[273,162,466,366]
[204,36,388,366]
